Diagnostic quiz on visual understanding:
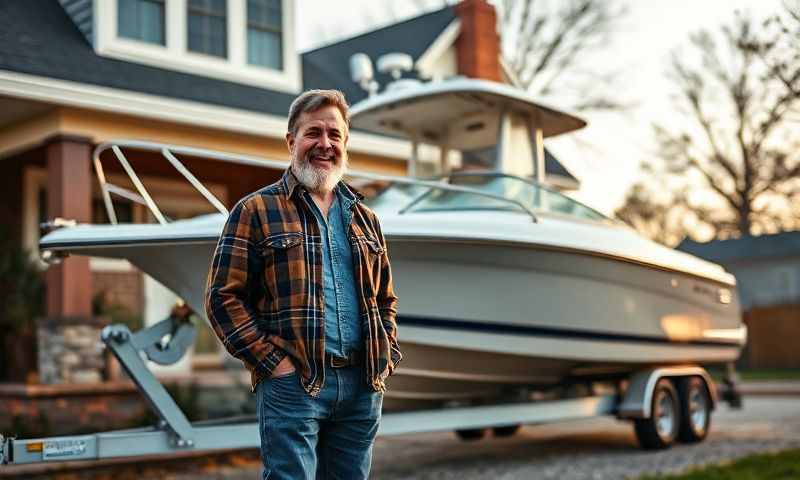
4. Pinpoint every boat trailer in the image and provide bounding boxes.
[1,314,740,466]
